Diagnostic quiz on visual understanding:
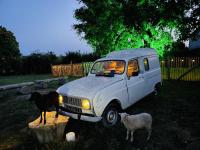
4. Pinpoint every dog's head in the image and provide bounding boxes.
[47,91,59,99]
[119,112,128,122]
[29,92,41,102]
